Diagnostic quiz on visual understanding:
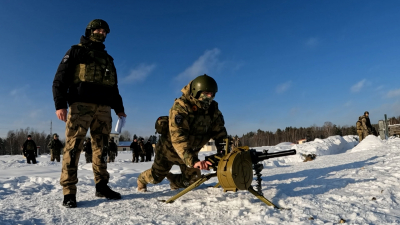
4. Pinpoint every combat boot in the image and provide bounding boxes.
[166,173,180,191]
[95,181,121,200]
[137,179,147,192]
[62,194,77,208]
